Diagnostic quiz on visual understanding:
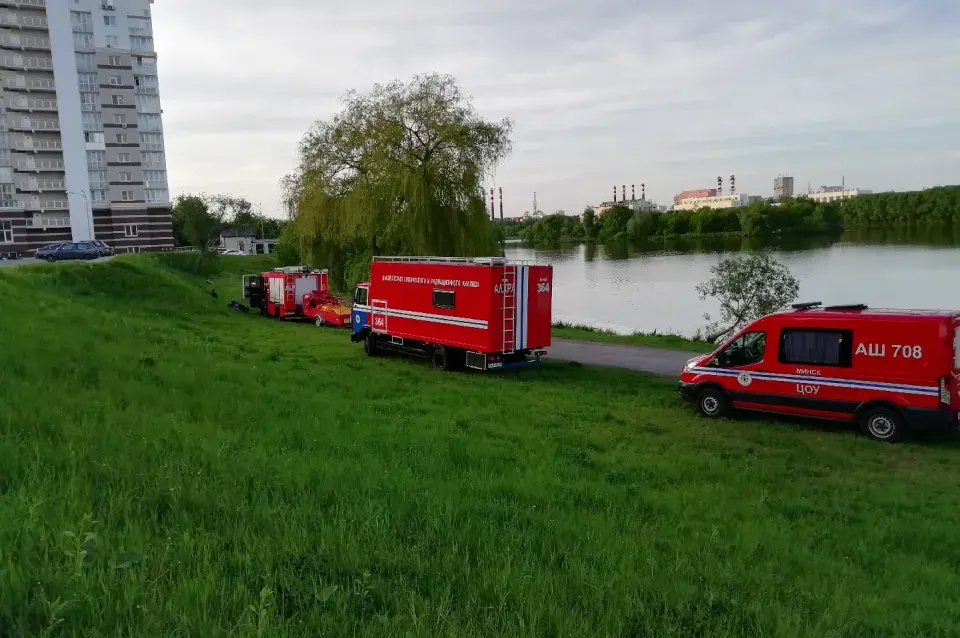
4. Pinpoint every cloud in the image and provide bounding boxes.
[152,0,960,216]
